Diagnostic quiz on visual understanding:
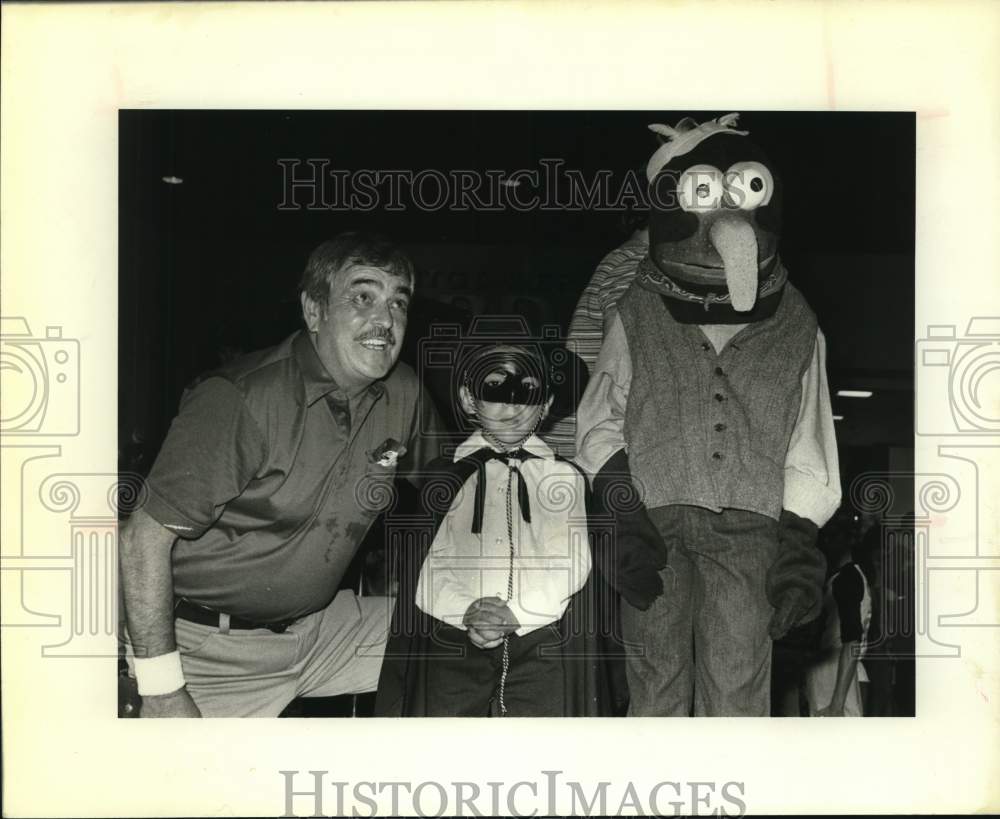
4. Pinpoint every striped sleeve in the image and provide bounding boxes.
[543,236,647,459]
[566,238,648,374]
